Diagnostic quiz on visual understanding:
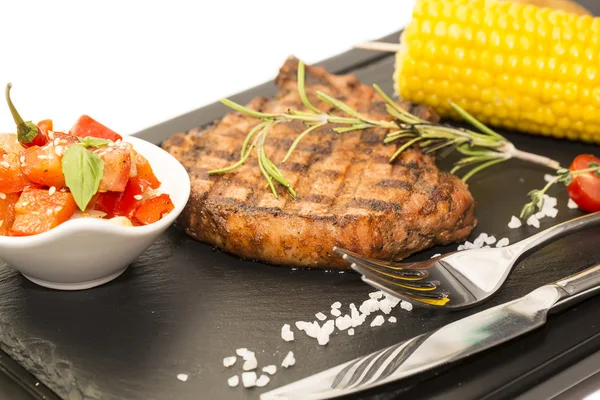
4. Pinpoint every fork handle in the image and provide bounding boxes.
[512,212,600,259]
[550,263,600,313]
